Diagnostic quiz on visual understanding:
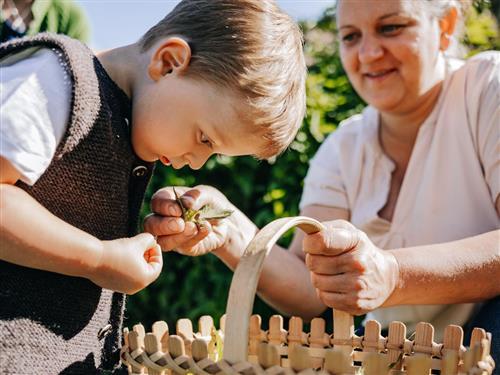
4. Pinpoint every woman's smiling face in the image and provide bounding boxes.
[336,0,447,114]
